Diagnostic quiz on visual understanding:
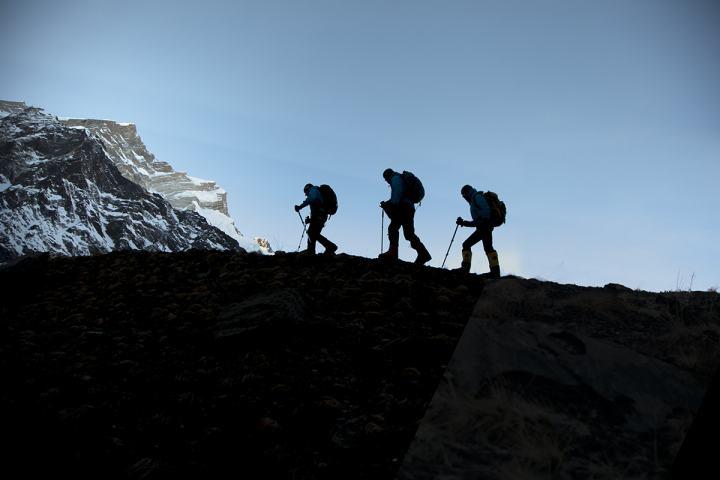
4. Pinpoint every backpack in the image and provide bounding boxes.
[318,184,338,215]
[401,171,425,204]
[482,191,506,227]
